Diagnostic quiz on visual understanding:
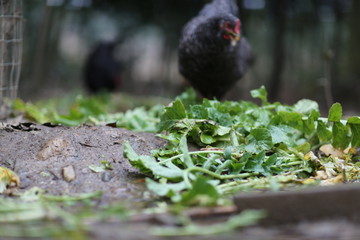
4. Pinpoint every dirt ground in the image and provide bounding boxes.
[1,123,360,239]
[0,123,167,204]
